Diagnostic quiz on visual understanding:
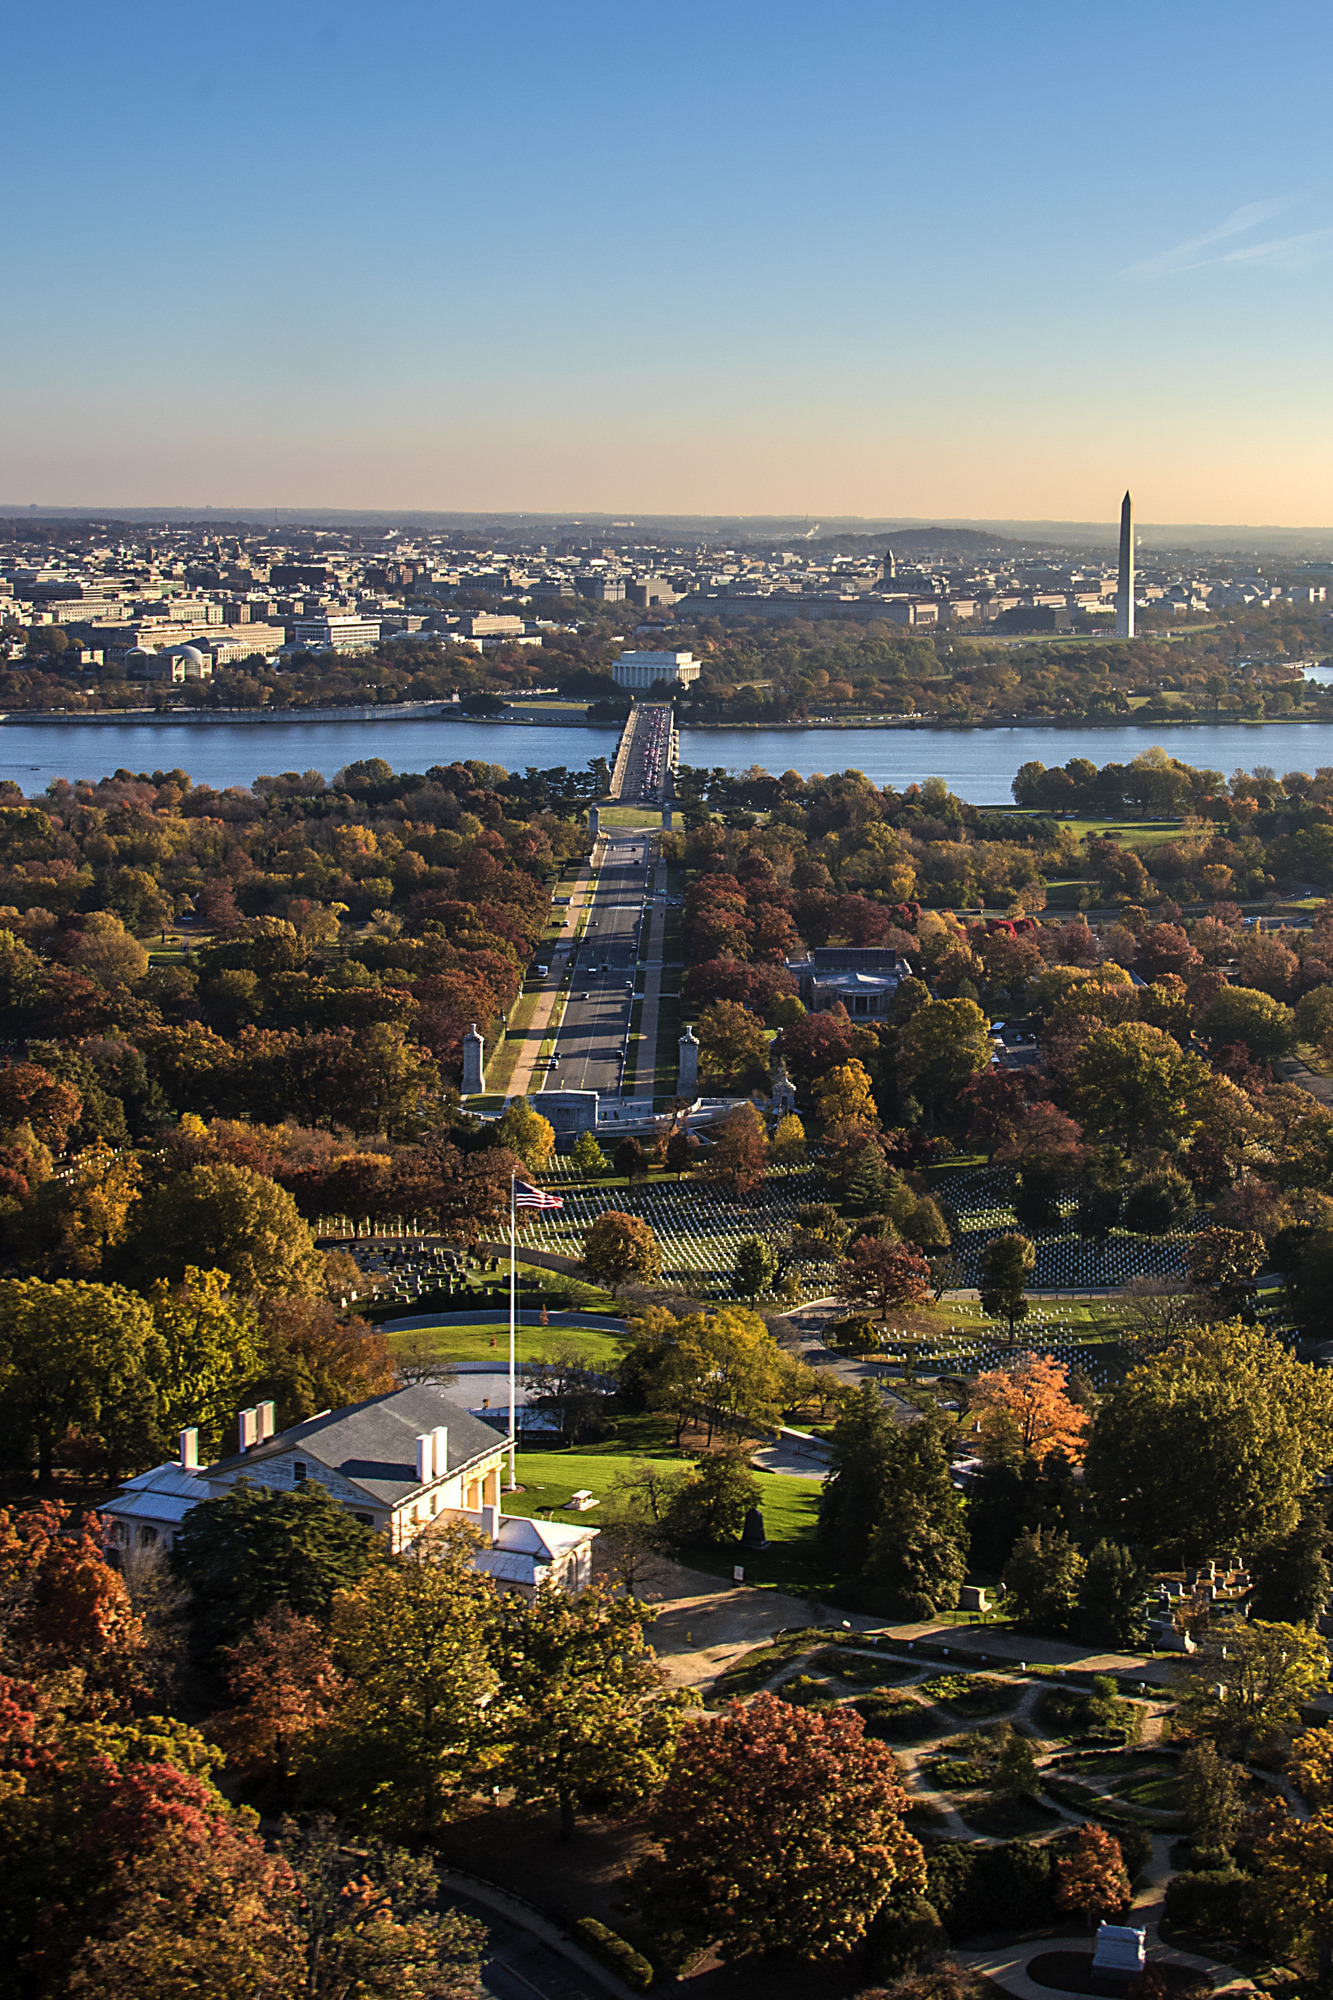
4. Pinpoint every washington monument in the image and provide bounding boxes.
[1116,489,1135,639]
